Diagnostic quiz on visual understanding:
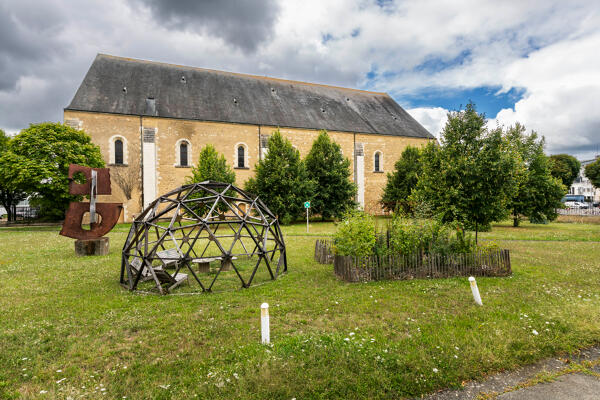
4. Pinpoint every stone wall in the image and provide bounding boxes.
[64,110,432,221]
